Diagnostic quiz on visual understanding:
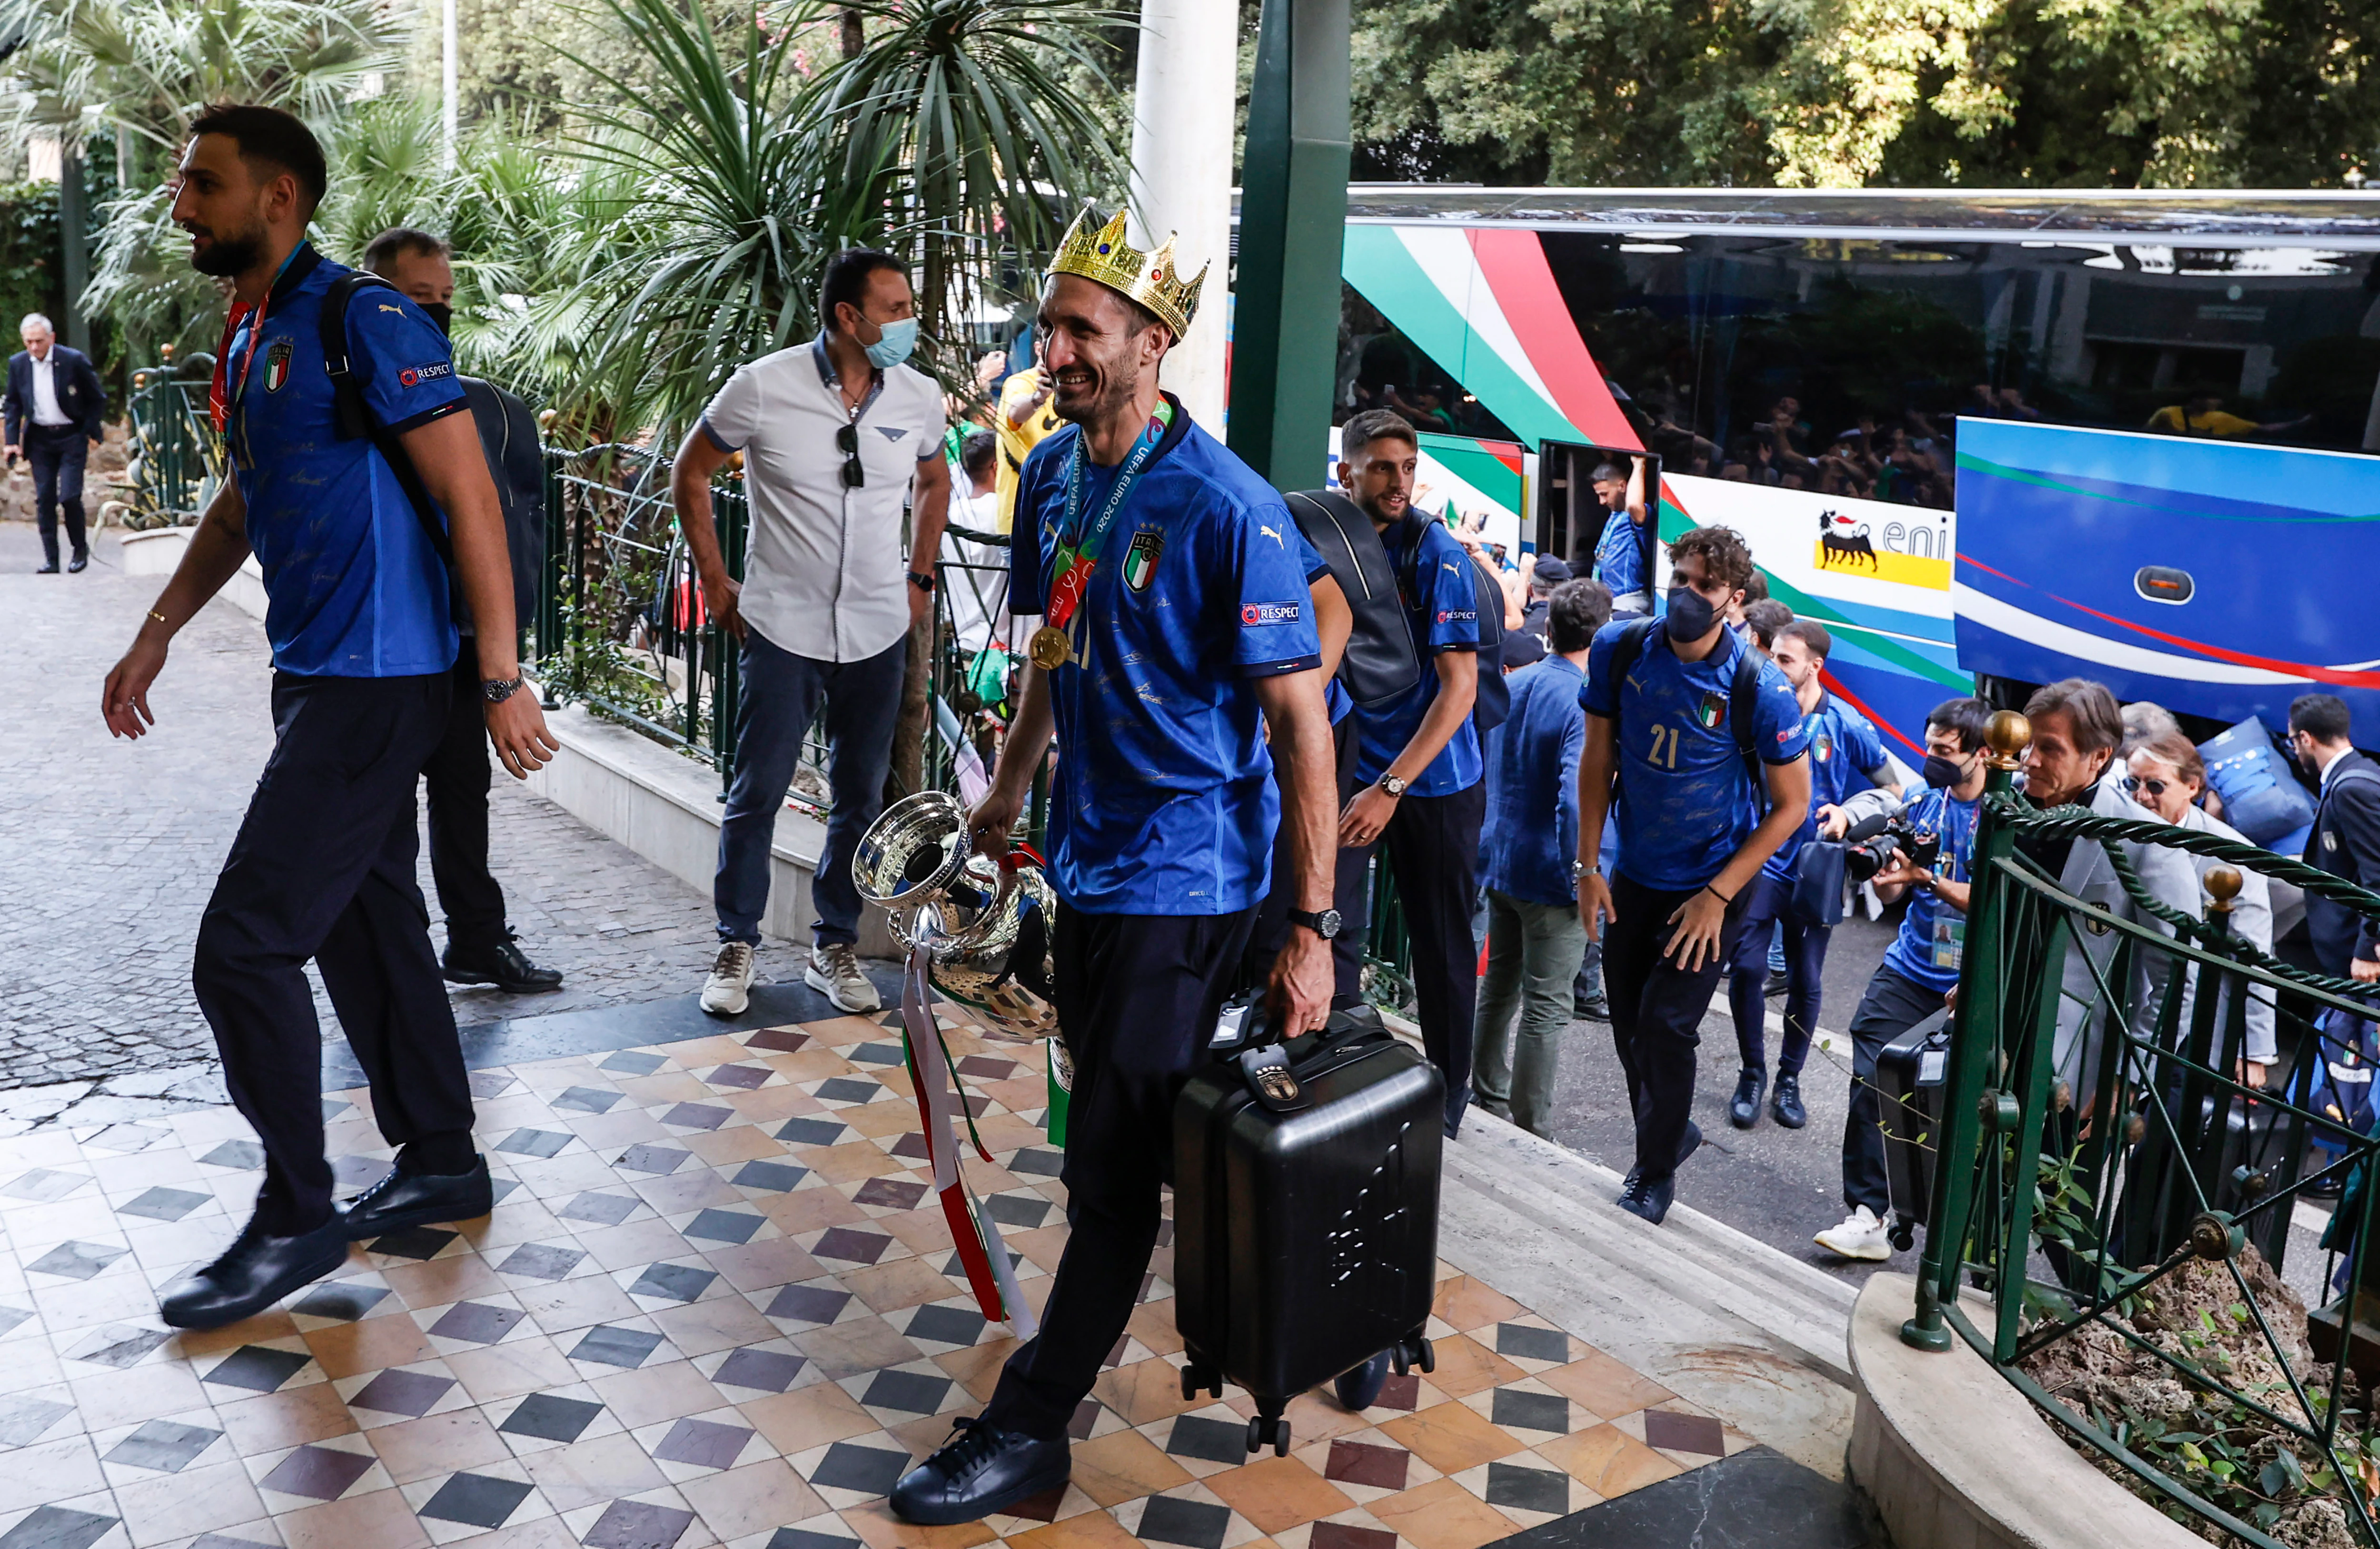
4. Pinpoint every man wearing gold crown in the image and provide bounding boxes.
[890,209,1342,1523]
